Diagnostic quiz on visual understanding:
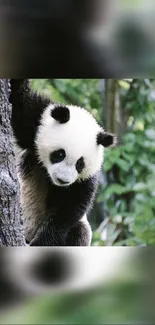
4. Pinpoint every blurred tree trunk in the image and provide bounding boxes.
[101,79,136,242]
[91,80,123,228]
[0,79,26,246]
[104,79,121,136]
